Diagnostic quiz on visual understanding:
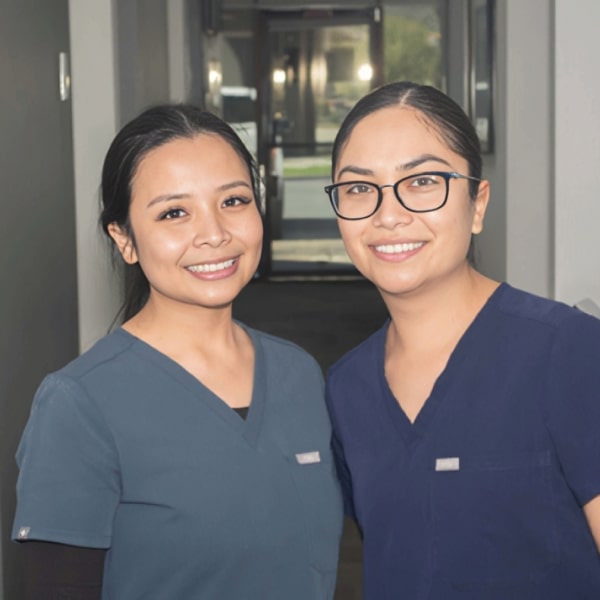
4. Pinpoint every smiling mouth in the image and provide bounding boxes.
[186,258,237,273]
[373,242,424,254]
